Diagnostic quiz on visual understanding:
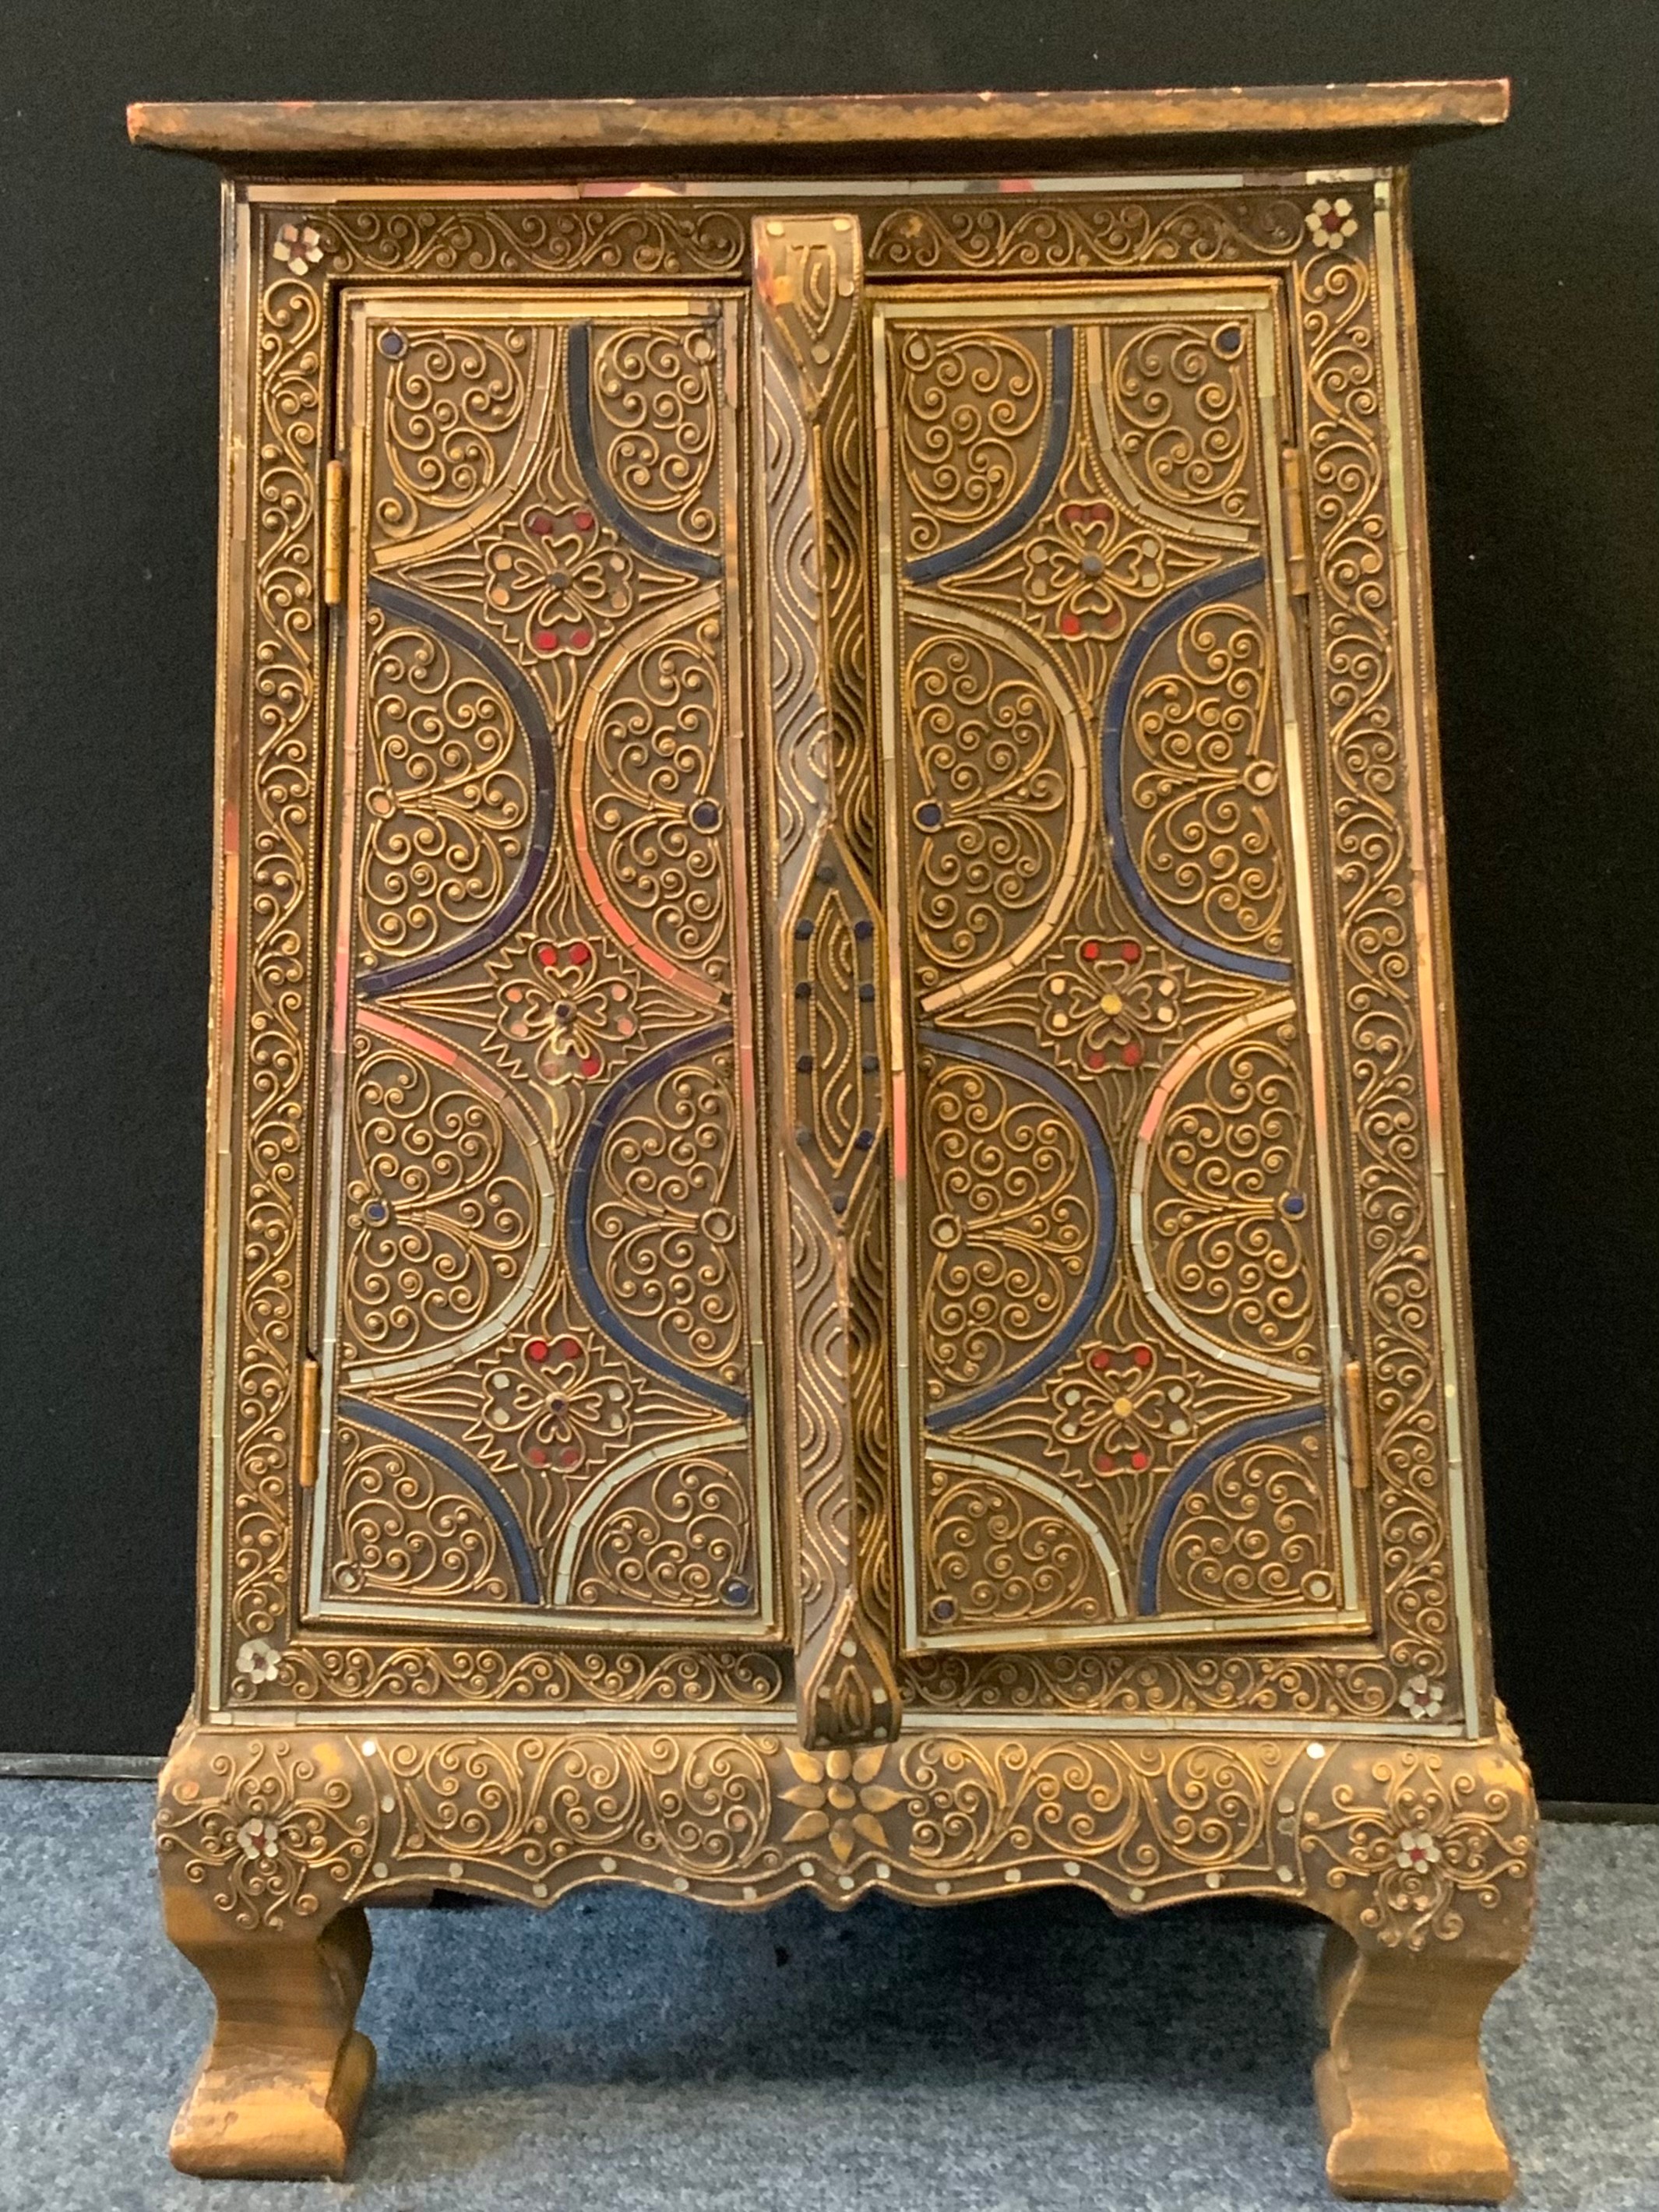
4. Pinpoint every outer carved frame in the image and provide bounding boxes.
[202,173,1491,1752]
